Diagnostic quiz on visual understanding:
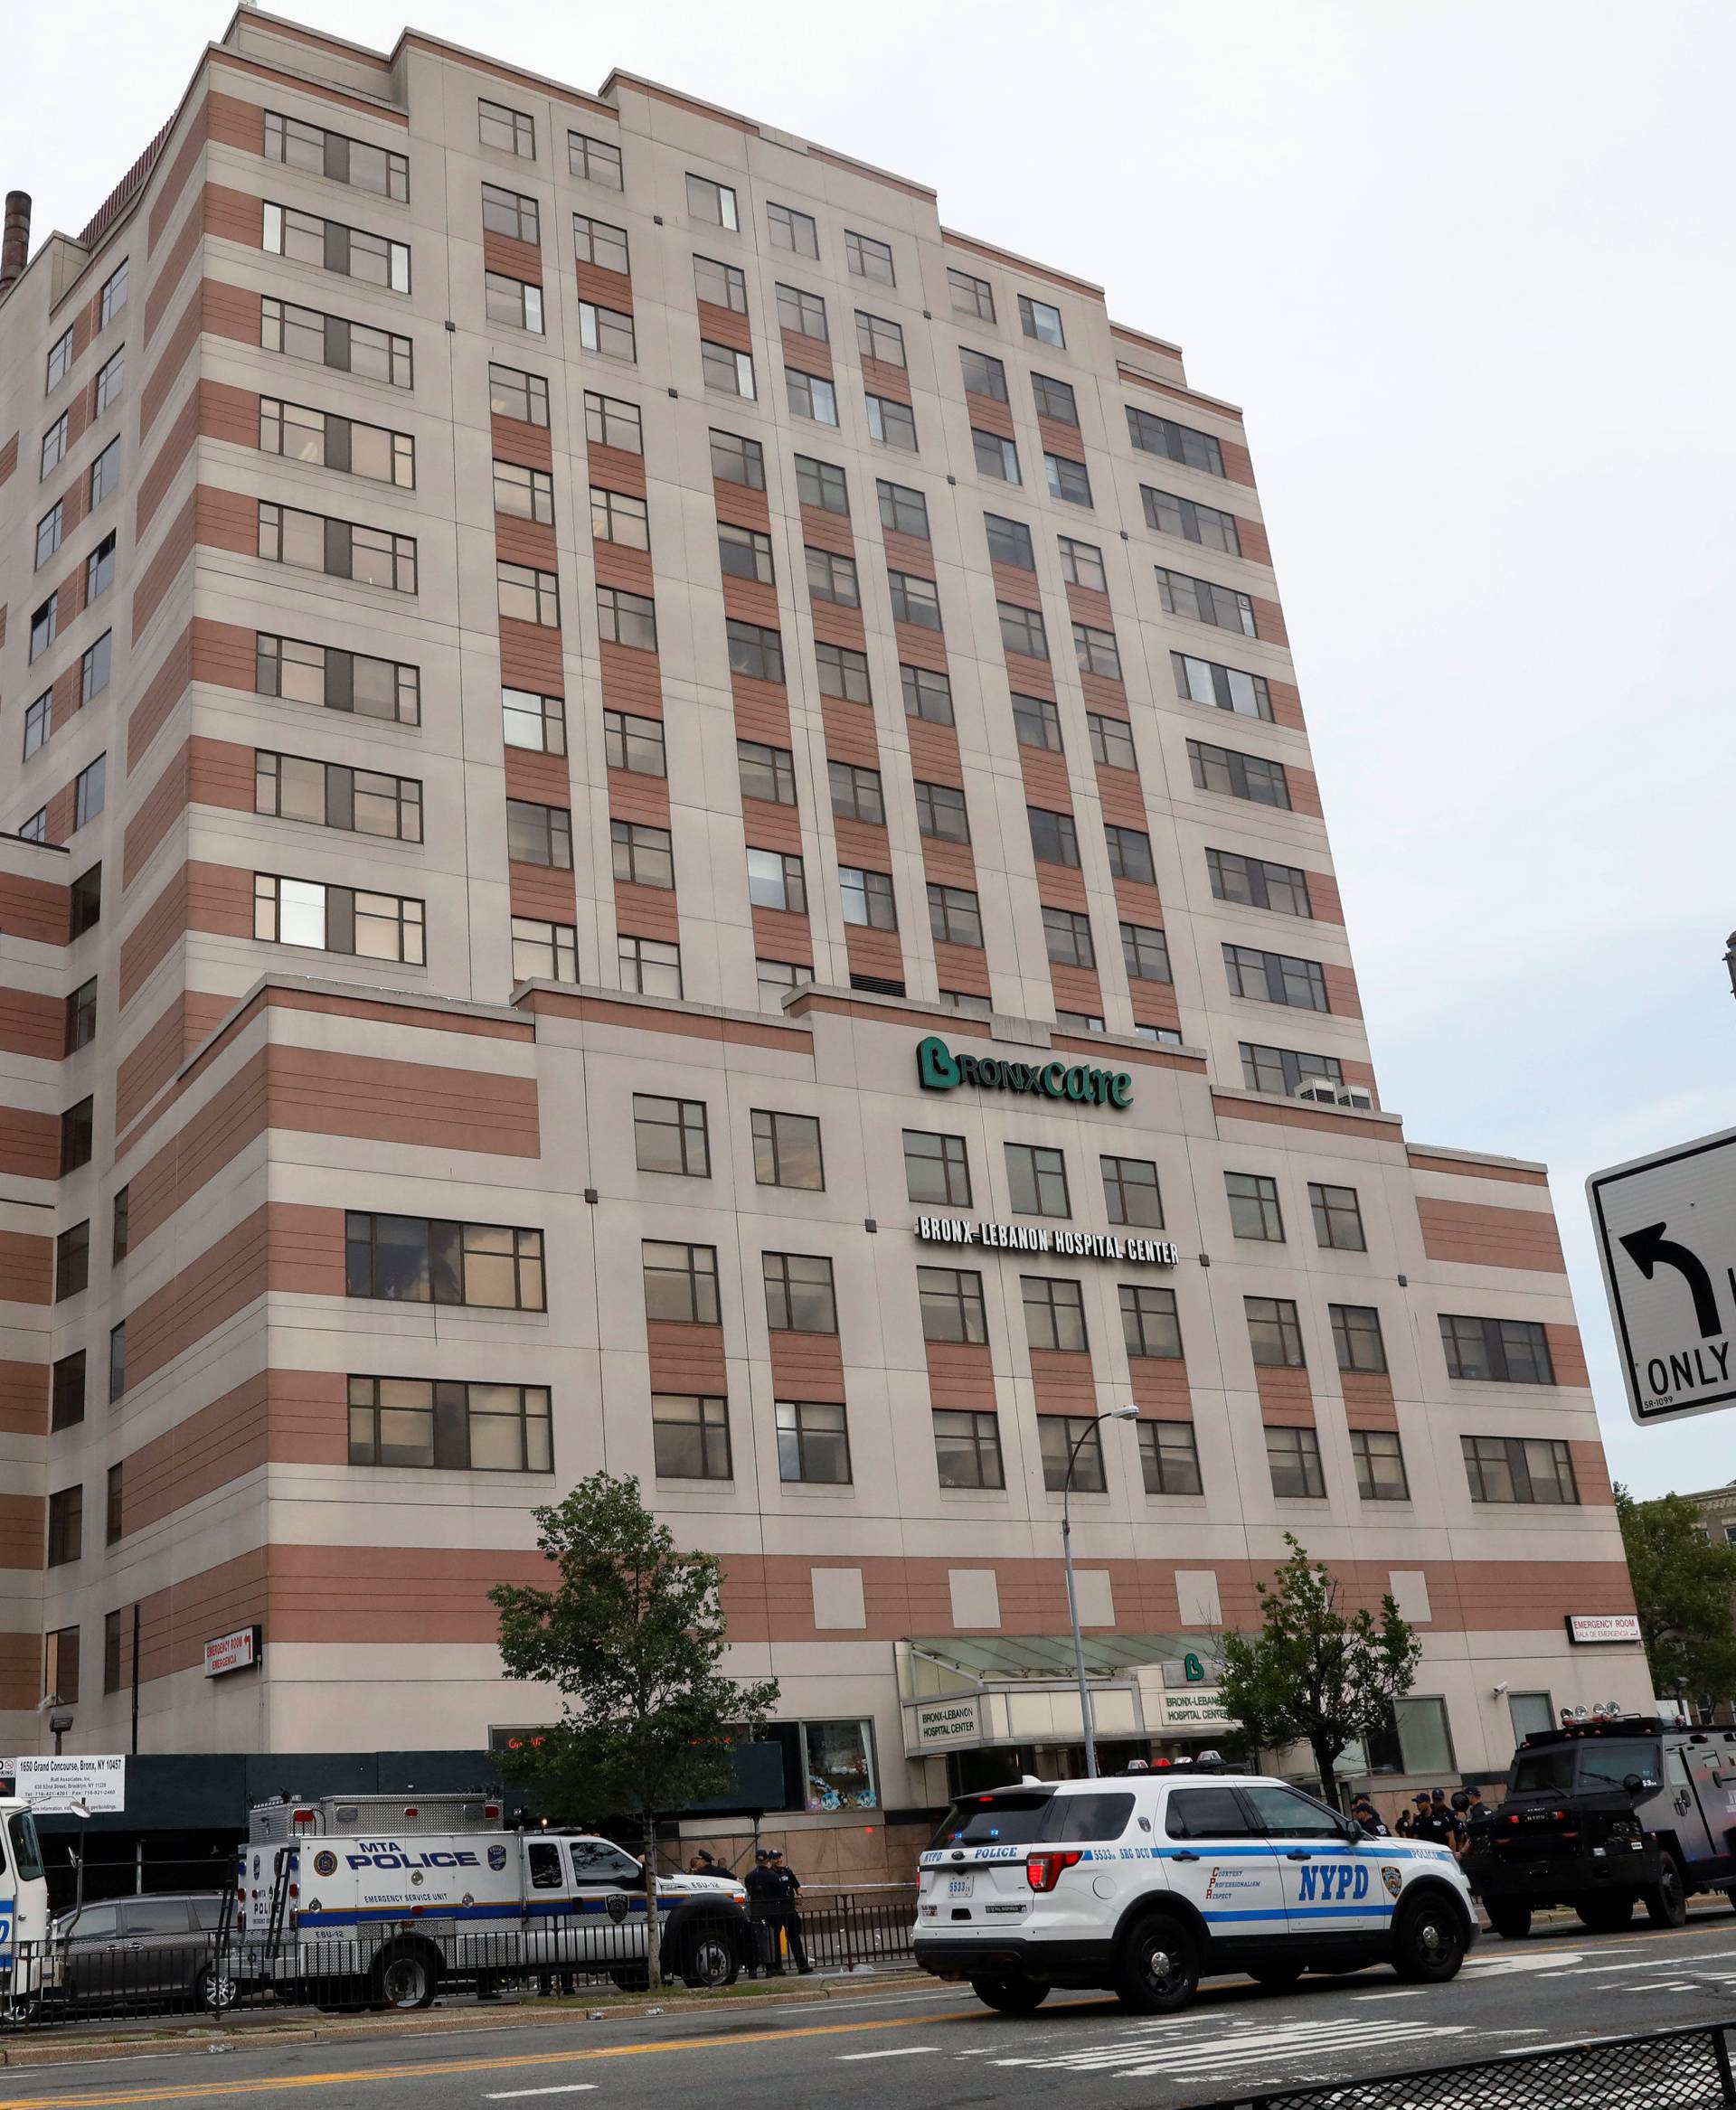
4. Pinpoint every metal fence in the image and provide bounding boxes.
[1185,2021,1736,2110]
